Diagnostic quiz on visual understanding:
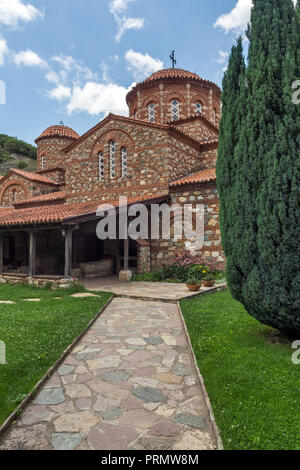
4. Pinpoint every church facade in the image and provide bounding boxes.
[0,68,224,284]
